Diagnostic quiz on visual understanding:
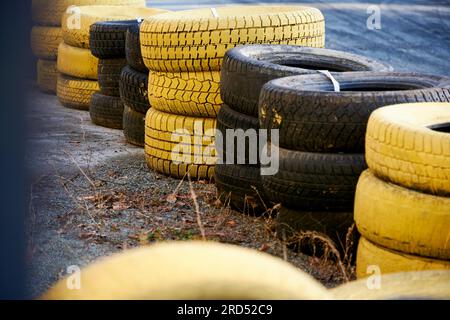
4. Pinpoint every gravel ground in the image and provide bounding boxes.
[26,0,450,297]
